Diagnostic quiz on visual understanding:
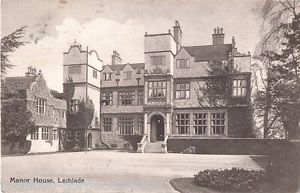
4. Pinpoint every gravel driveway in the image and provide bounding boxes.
[1,151,263,193]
